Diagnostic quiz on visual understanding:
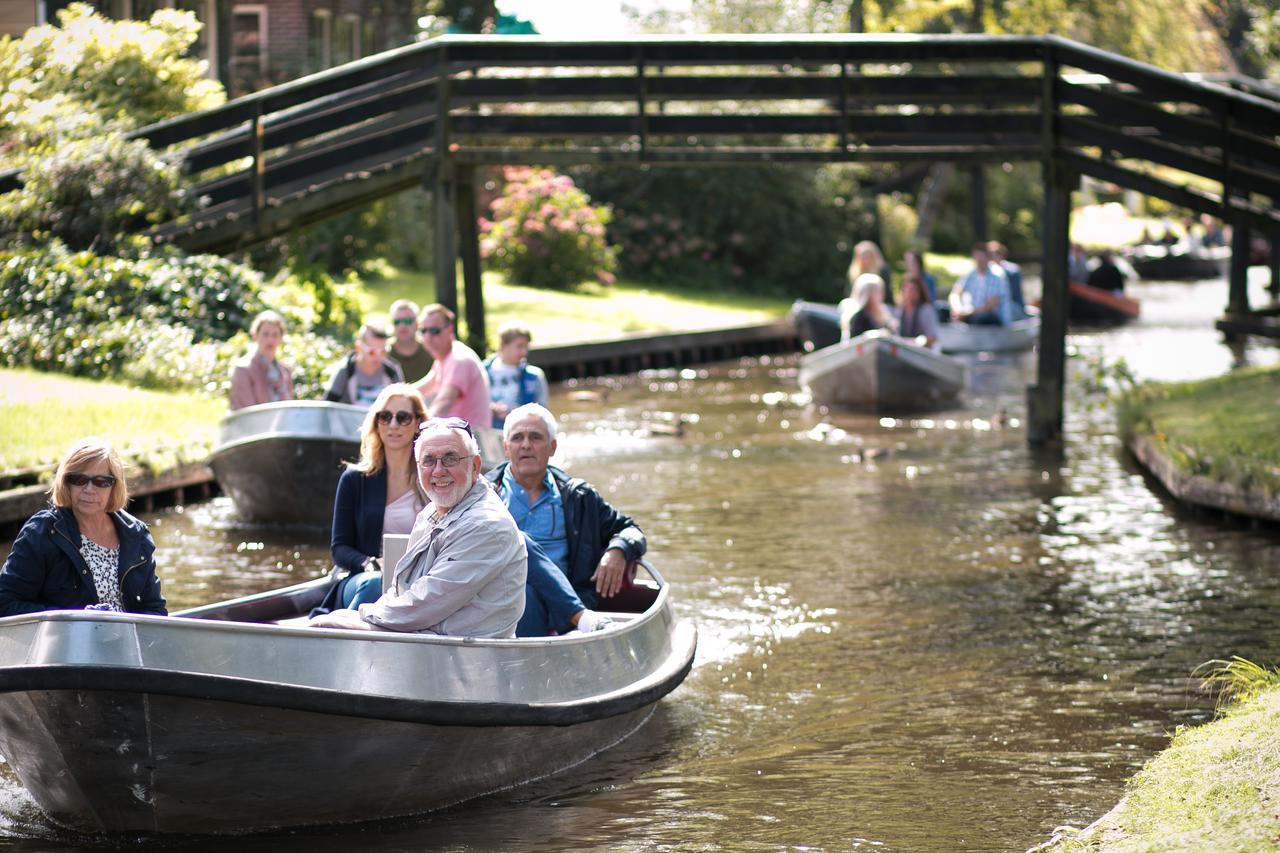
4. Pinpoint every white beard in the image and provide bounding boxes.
[427,465,474,511]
